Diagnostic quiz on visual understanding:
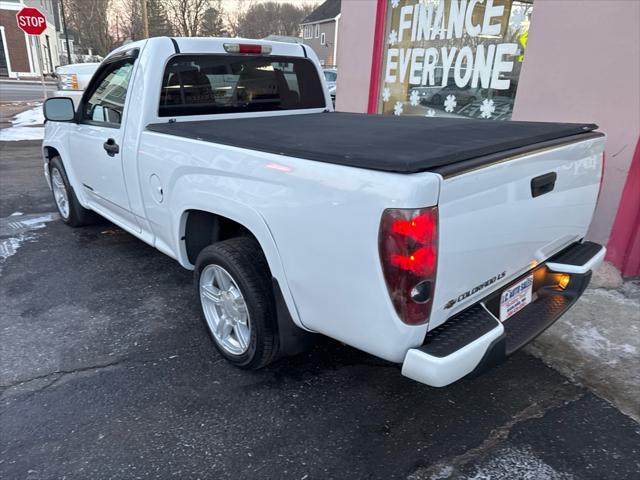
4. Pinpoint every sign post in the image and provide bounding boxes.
[16,7,48,100]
